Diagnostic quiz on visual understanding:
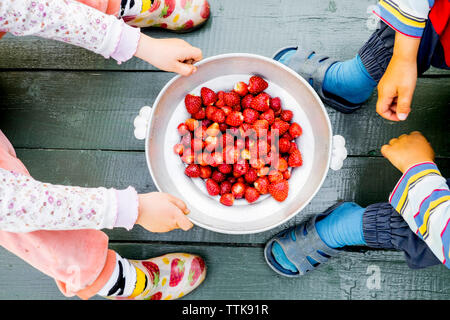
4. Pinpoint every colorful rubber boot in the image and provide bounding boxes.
[97,252,207,300]
[121,0,211,32]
